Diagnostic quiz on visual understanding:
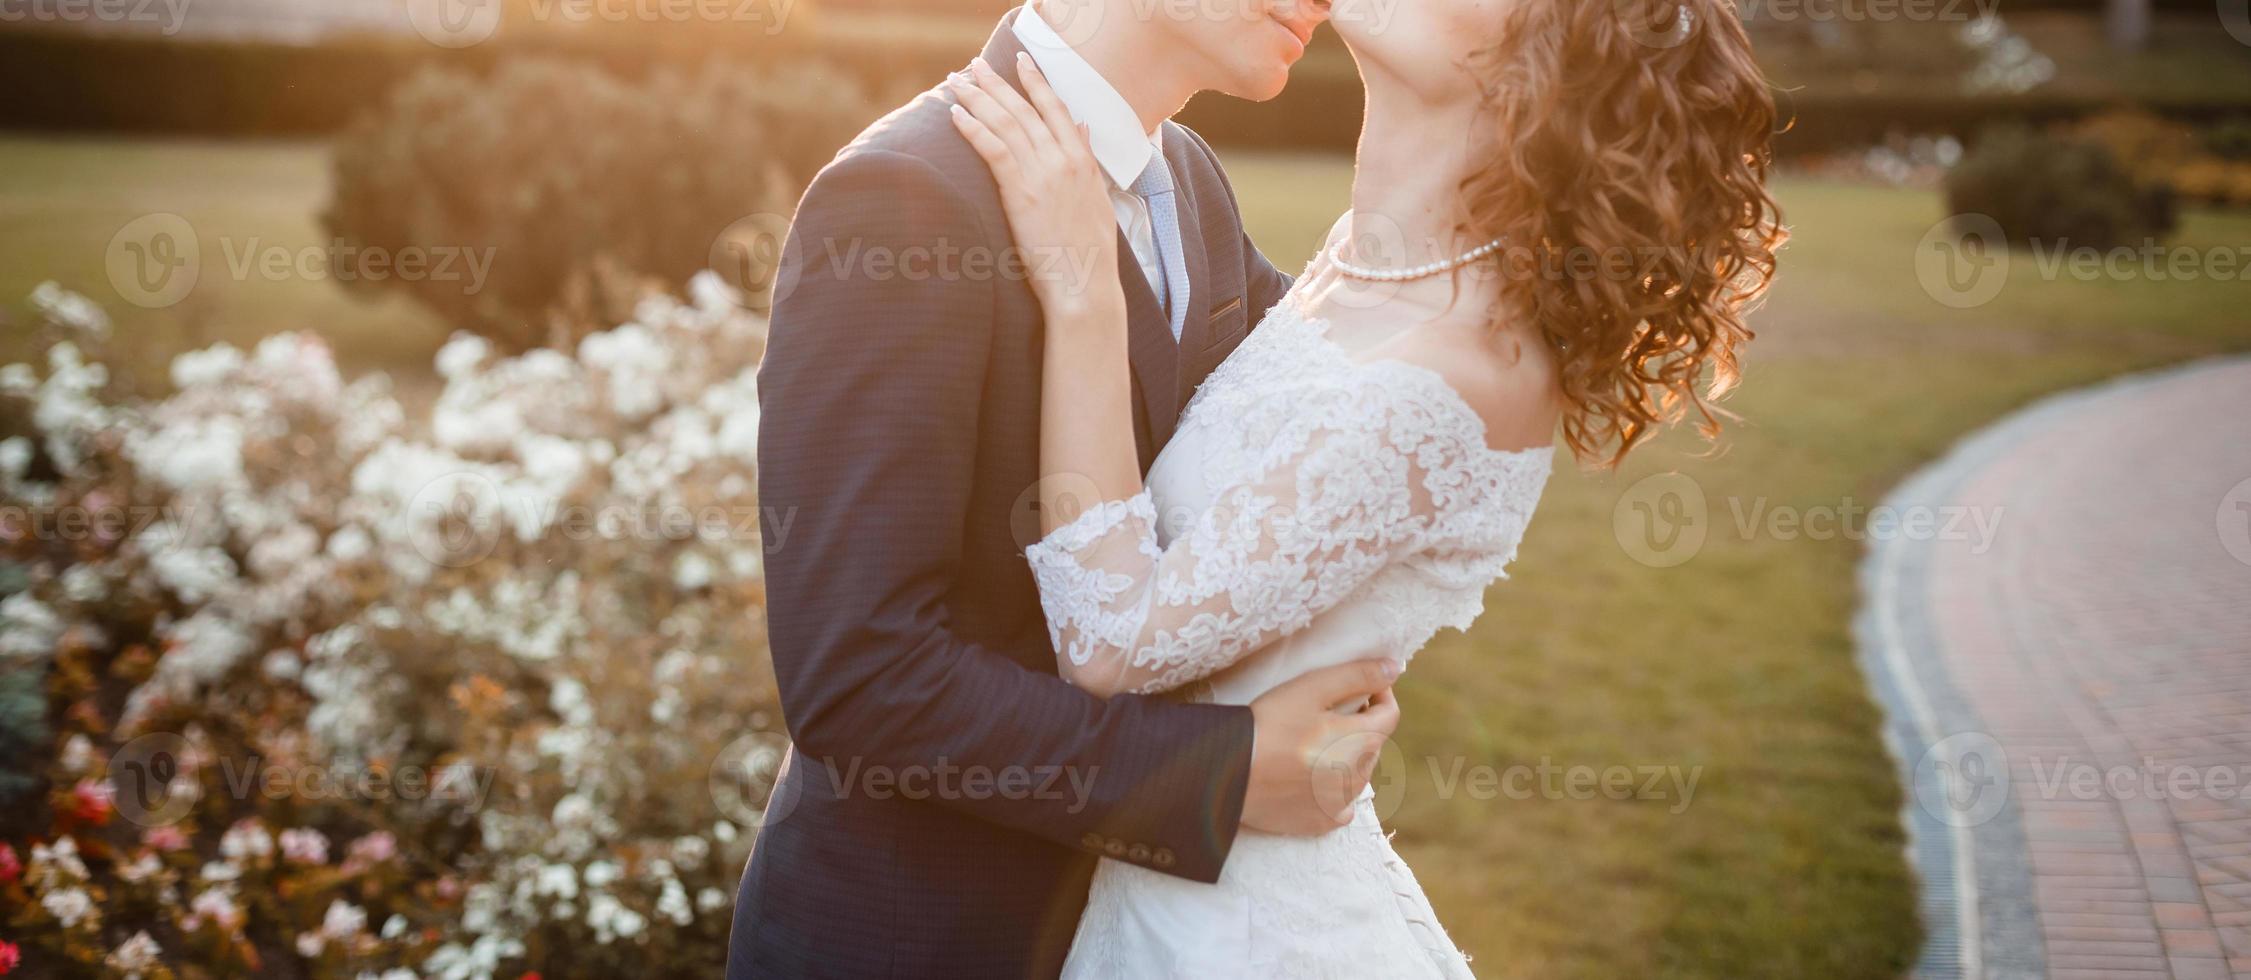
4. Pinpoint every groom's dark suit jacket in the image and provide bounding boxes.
[730,12,1295,979]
